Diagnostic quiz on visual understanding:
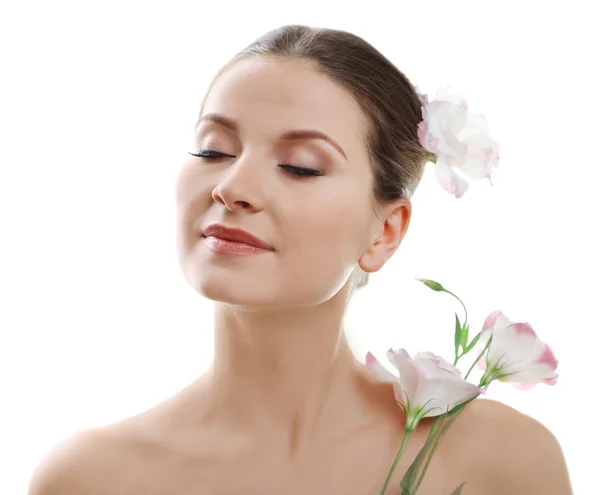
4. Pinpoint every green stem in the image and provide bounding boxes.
[411,418,444,489]
[381,429,412,495]
[464,356,480,381]
[443,289,468,327]
[454,347,470,367]
[413,402,472,493]
[464,337,492,381]
[478,366,503,388]
[399,417,443,494]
